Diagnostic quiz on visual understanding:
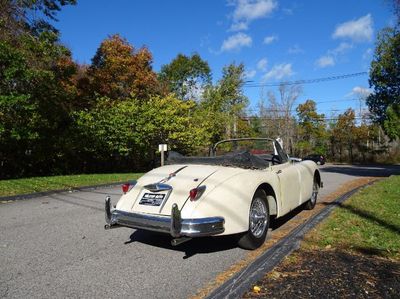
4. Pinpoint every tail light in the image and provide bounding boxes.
[122,183,130,194]
[189,186,206,201]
